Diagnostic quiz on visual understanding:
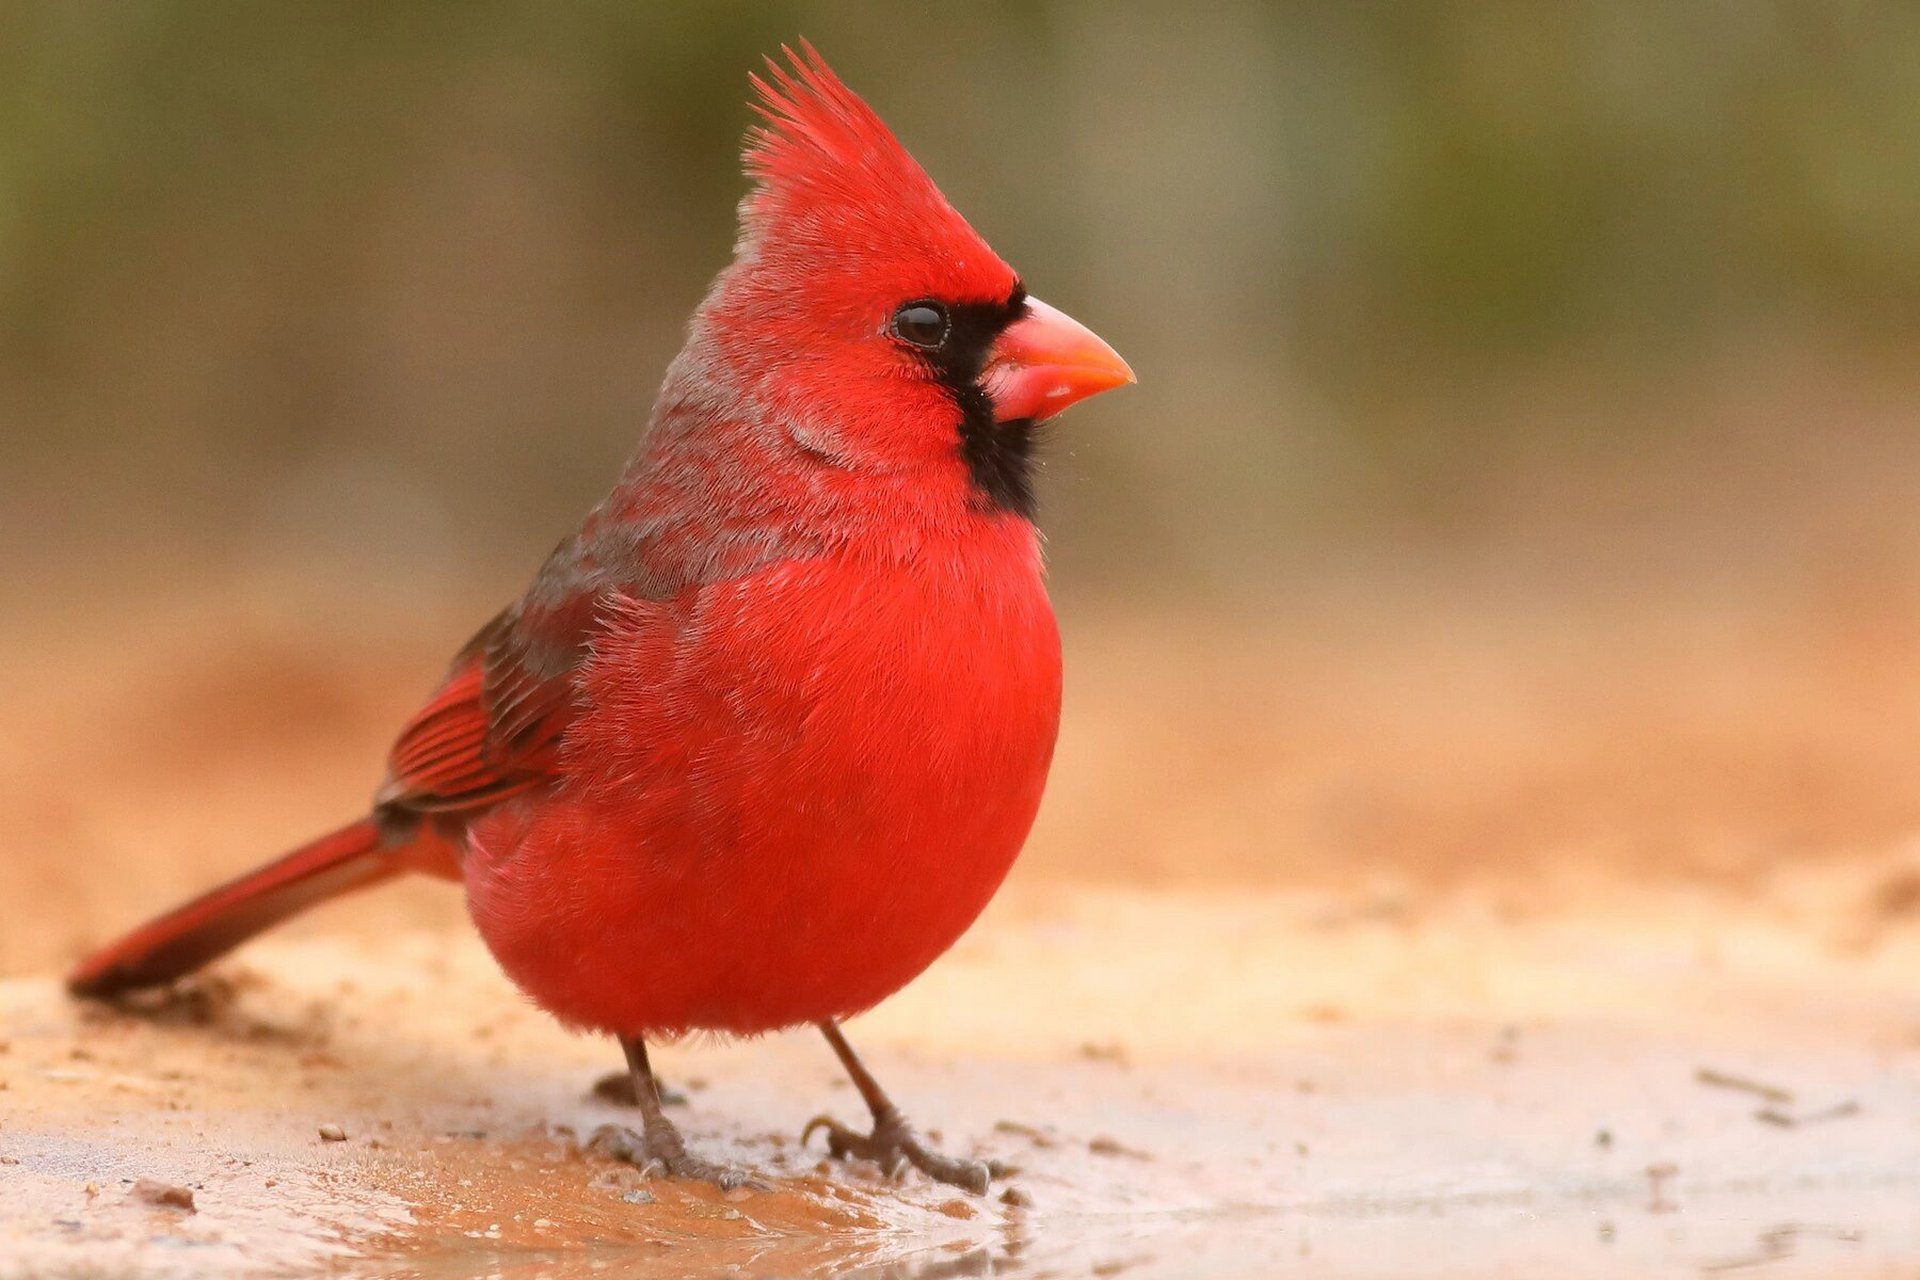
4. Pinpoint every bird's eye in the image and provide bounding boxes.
[891,301,950,351]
